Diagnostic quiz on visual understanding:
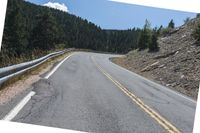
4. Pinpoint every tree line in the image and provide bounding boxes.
[1,0,190,67]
